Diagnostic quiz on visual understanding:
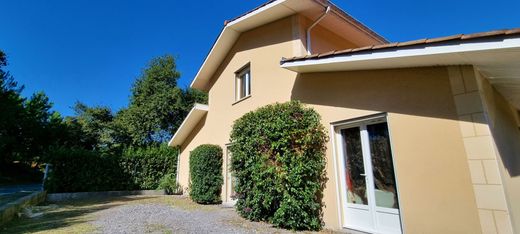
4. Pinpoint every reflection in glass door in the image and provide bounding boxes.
[336,117,402,234]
